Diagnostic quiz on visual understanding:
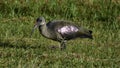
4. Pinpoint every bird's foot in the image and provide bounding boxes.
[60,45,66,50]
